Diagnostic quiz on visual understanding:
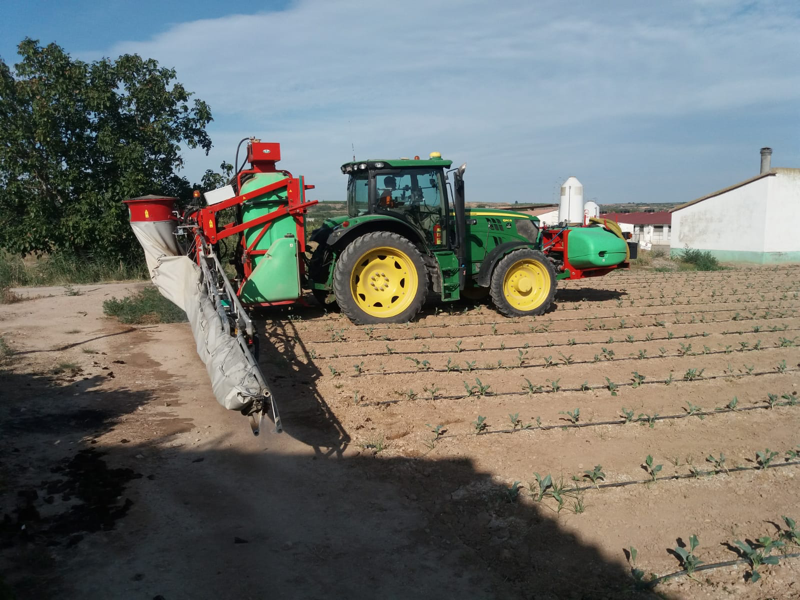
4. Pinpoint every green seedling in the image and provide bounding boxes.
[583,465,605,488]
[683,368,704,381]
[445,357,460,372]
[516,349,528,367]
[601,347,615,360]
[706,452,728,474]
[626,335,634,343]
[637,349,647,360]
[548,378,561,392]
[464,360,476,372]
[781,516,800,546]
[678,343,692,356]
[778,337,797,347]
[606,337,615,344]
[531,473,552,502]
[673,534,704,580]
[522,378,543,395]
[734,537,784,583]
[503,481,522,503]
[559,408,580,424]
[472,415,487,434]
[743,364,755,375]
[328,365,340,377]
[658,347,667,356]
[580,381,590,391]
[401,389,418,401]
[352,362,365,376]
[684,401,704,419]
[353,390,361,404]
[423,384,441,401]
[509,412,522,430]
[605,377,618,396]
[621,407,635,423]
[543,355,555,368]
[766,393,780,409]
[777,360,787,374]
[642,455,662,481]
[567,338,576,346]
[786,445,800,461]
[558,352,573,365]
[385,344,395,355]
[631,372,645,388]
[426,423,446,443]
[454,340,463,353]
[756,448,778,469]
